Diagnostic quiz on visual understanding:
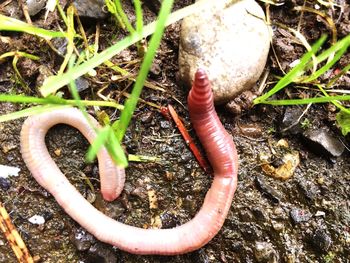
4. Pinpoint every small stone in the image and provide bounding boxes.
[26,0,46,16]
[0,177,11,191]
[311,229,332,252]
[87,243,117,263]
[290,208,312,224]
[302,128,344,157]
[54,148,61,157]
[75,77,90,92]
[73,0,108,19]
[271,221,284,231]
[280,106,304,135]
[315,211,326,217]
[0,165,20,178]
[179,0,270,104]
[28,215,45,225]
[74,228,94,251]
[140,112,153,124]
[150,60,162,76]
[254,241,279,263]
[160,120,170,129]
[160,212,179,229]
[238,122,263,138]
[255,176,282,203]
